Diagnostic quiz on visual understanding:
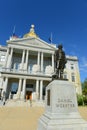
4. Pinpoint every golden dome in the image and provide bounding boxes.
[23,24,39,38]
